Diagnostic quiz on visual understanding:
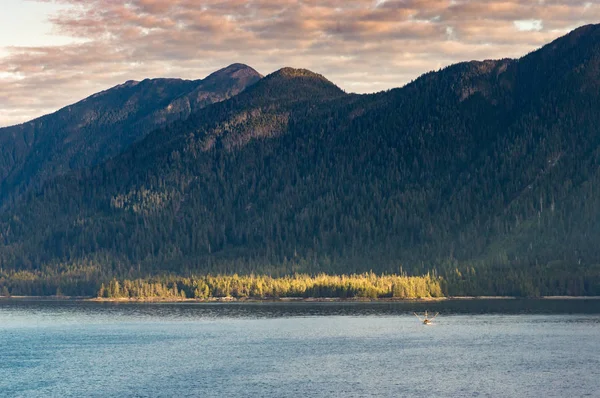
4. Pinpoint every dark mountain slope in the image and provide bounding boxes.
[2,25,600,296]
[0,63,262,207]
